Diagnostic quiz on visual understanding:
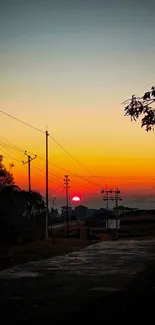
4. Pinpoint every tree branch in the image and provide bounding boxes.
[122,86,155,131]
